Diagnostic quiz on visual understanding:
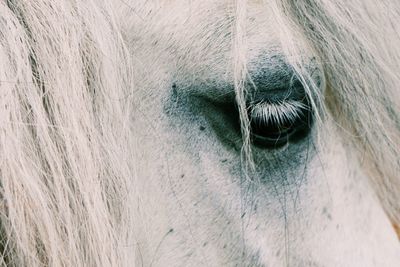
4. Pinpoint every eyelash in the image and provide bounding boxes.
[246,98,312,148]
[249,100,307,126]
